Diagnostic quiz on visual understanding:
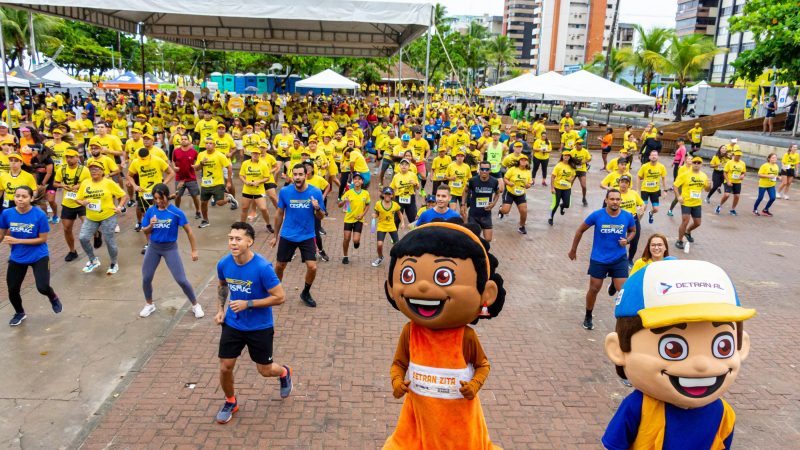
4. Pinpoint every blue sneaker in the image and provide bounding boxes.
[50,297,62,314]
[51,216,60,224]
[279,365,293,398]
[715,205,721,215]
[729,209,737,216]
[648,211,654,224]
[215,401,238,424]
[666,210,673,217]
[9,313,26,326]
